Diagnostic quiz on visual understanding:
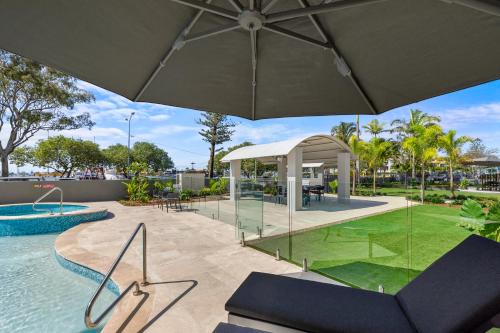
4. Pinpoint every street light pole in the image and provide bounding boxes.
[126,112,135,172]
